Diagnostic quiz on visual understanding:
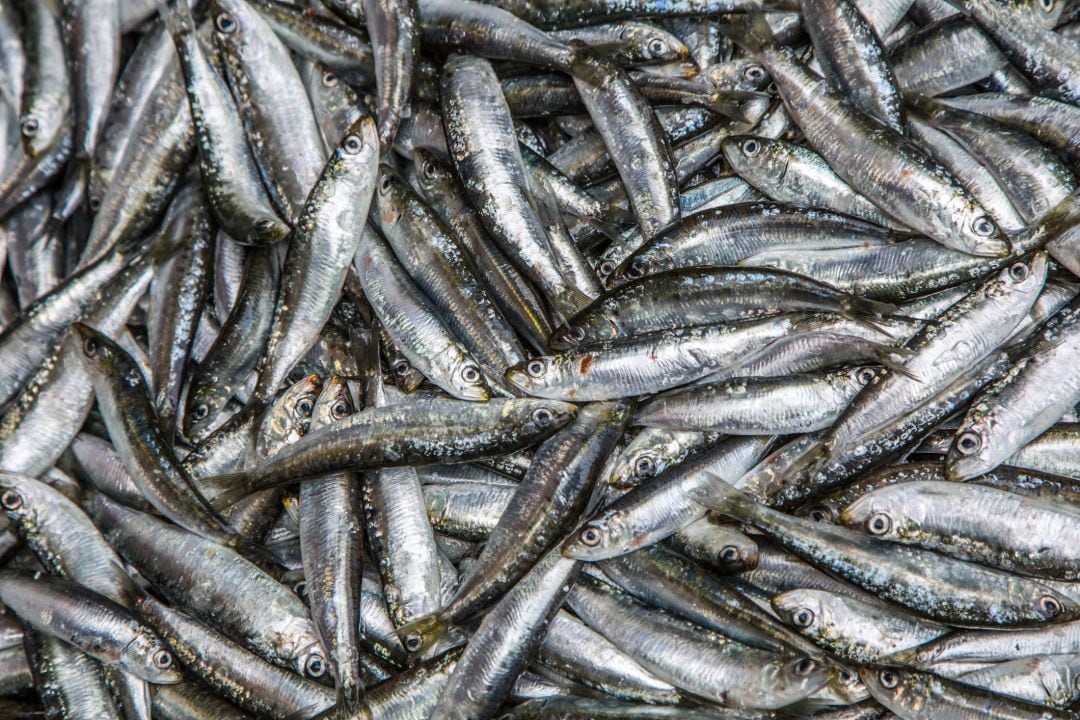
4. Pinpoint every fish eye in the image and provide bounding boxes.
[393,359,411,376]
[793,658,816,677]
[838,668,856,684]
[404,633,423,652]
[153,650,172,669]
[192,404,209,420]
[424,161,439,179]
[1040,0,1055,12]
[332,400,350,418]
[0,490,22,510]
[569,326,587,342]
[741,138,761,157]
[254,217,276,233]
[792,608,814,628]
[634,455,657,478]
[744,64,766,83]
[526,359,547,378]
[1041,595,1063,617]
[856,368,876,384]
[625,261,646,279]
[214,12,237,34]
[956,431,982,455]
[1008,262,1030,282]
[579,526,603,546]
[379,176,393,195]
[531,407,555,427]
[807,506,833,523]
[971,215,996,237]
[20,116,39,137]
[321,71,338,87]
[343,135,364,155]
[879,670,900,688]
[296,399,314,418]
[866,512,891,535]
[294,580,307,598]
[88,196,102,212]
[82,337,98,357]
[460,364,482,384]
[305,654,326,678]
[718,545,740,563]
[647,38,667,56]
[598,260,616,277]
